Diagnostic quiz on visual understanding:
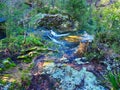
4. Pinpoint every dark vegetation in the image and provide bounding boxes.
[0,0,120,90]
